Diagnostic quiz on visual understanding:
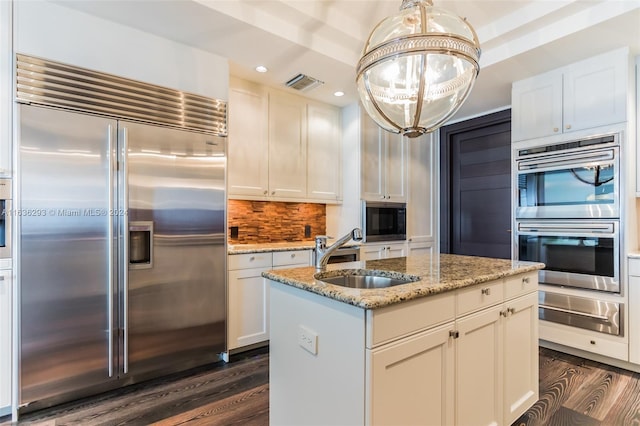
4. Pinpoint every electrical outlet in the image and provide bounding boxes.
[230,226,239,238]
[304,225,311,238]
[298,325,318,355]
